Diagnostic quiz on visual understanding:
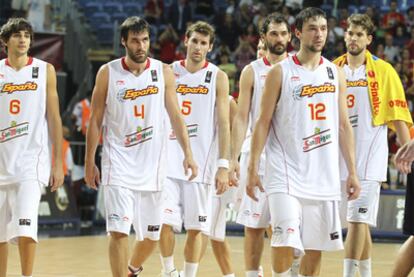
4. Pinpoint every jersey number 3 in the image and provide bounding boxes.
[10,99,21,115]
